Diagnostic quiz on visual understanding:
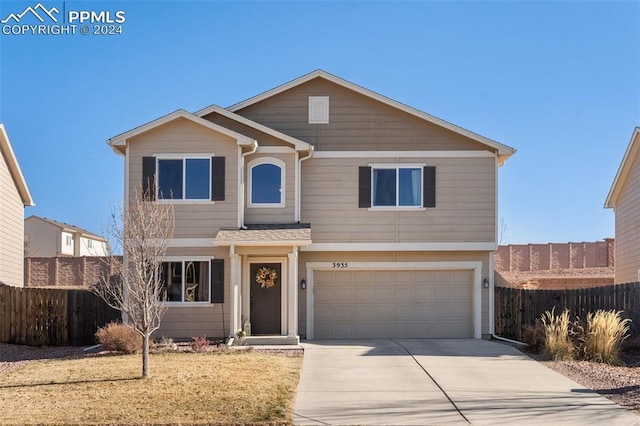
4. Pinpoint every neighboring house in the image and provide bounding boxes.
[25,216,108,257]
[108,70,516,343]
[606,127,640,284]
[0,124,35,287]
